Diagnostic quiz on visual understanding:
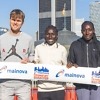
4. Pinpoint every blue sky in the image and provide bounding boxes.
[76,0,100,19]
[0,0,100,37]
[0,0,39,36]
